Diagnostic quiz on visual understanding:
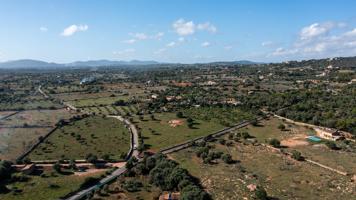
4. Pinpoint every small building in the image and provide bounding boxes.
[314,127,343,141]
[159,192,180,200]
[225,98,241,106]
[166,96,175,101]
